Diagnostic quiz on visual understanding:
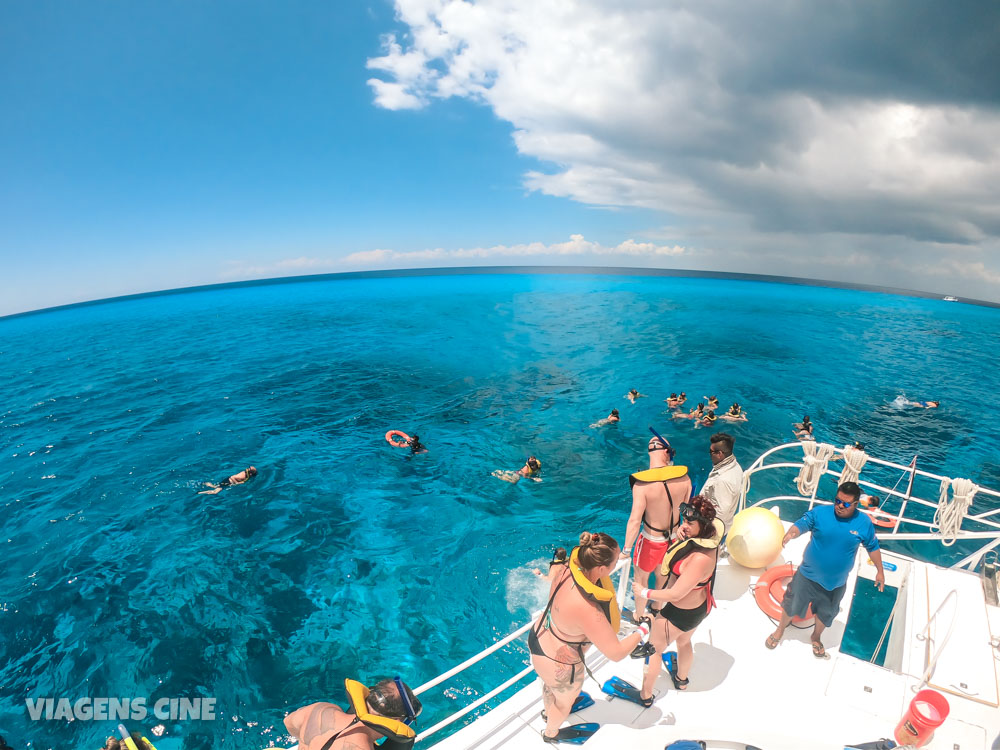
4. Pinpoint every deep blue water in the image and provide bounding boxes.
[1,273,999,749]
